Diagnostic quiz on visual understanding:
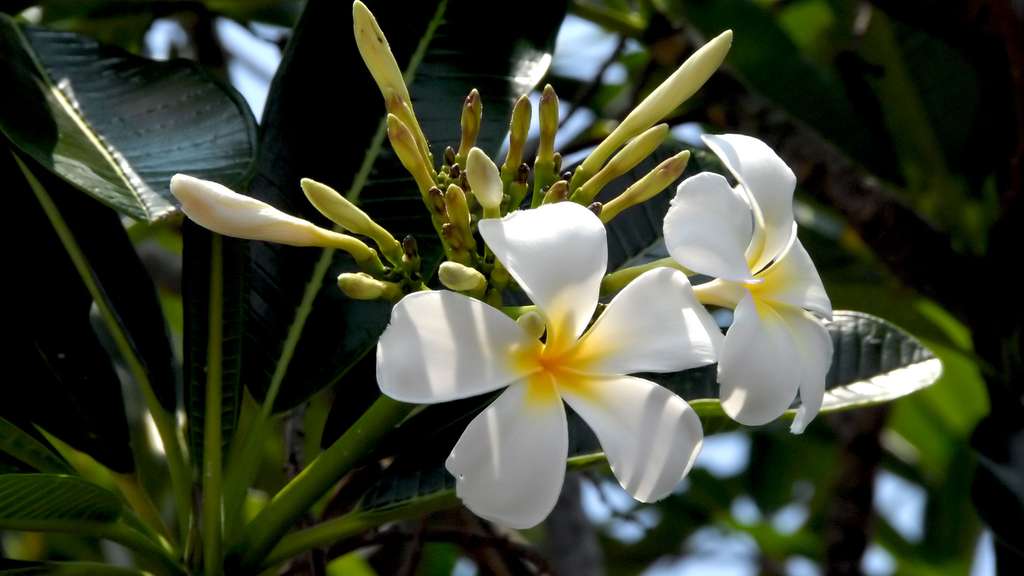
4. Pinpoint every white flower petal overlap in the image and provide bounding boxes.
[379,202,719,528]
[664,134,833,432]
